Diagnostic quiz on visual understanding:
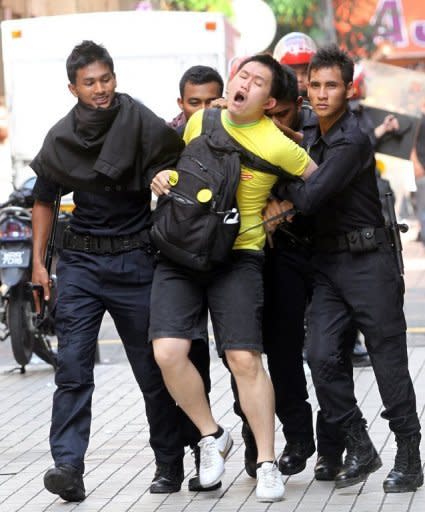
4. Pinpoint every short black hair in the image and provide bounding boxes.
[179,65,224,98]
[237,54,289,102]
[279,65,299,103]
[308,44,354,85]
[66,40,114,84]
